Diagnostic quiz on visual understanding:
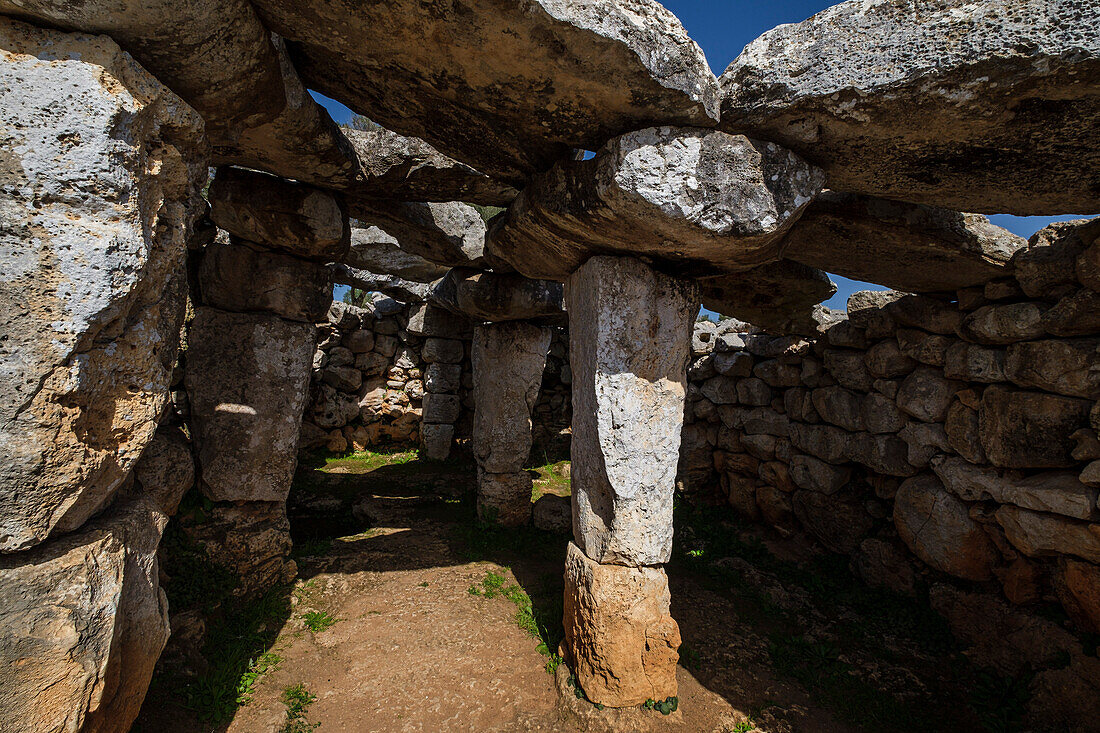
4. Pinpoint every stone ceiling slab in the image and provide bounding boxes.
[349,199,493,270]
[0,0,360,187]
[346,226,450,283]
[251,0,720,184]
[486,127,824,281]
[781,192,1027,292]
[698,260,837,335]
[719,0,1100,215]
